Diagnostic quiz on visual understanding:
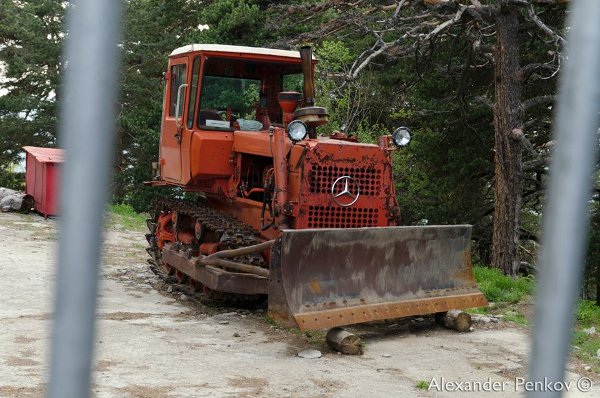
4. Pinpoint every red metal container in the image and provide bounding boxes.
[23,146,64,217]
